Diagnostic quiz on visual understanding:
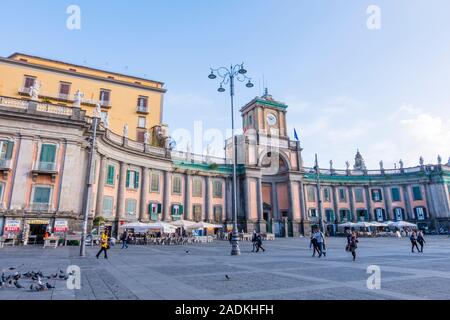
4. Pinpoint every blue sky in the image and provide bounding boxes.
[1,0,449,168]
